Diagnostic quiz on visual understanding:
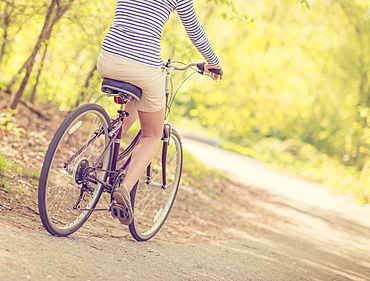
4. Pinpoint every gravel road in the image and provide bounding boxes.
[1,137,369,281]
